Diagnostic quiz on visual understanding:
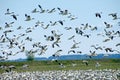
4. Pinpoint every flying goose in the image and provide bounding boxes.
[31,8,39,13]
[68,50,75,54]
[25,14,34,21]
[39,45,48,55]
[64,27,72,30]
[47,8,56,13]
[91,45,103,50]
[57,7,69,15]
[95,12,102,18]
[38,5,46,13]
[44,35,54,41]
[5,22,14,28]
[68,35,75,40]
[116,43,120,47]
[5,8,14,15]
[104,22,113,28]
[108,13,120,20]
[52,49,62,57]
[11,14,18,20]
